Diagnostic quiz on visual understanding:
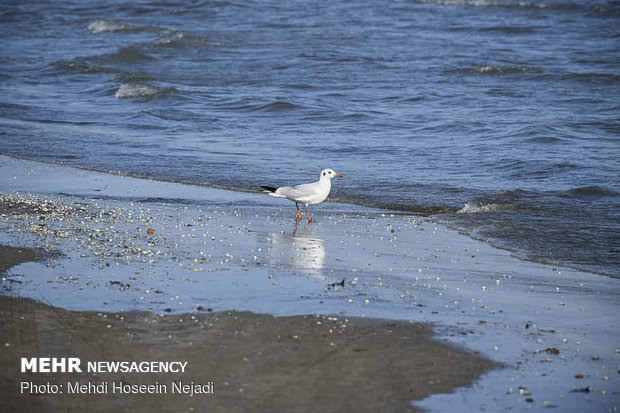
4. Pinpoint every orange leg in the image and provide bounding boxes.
[295,203,302,221]
[305,205,314,223]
